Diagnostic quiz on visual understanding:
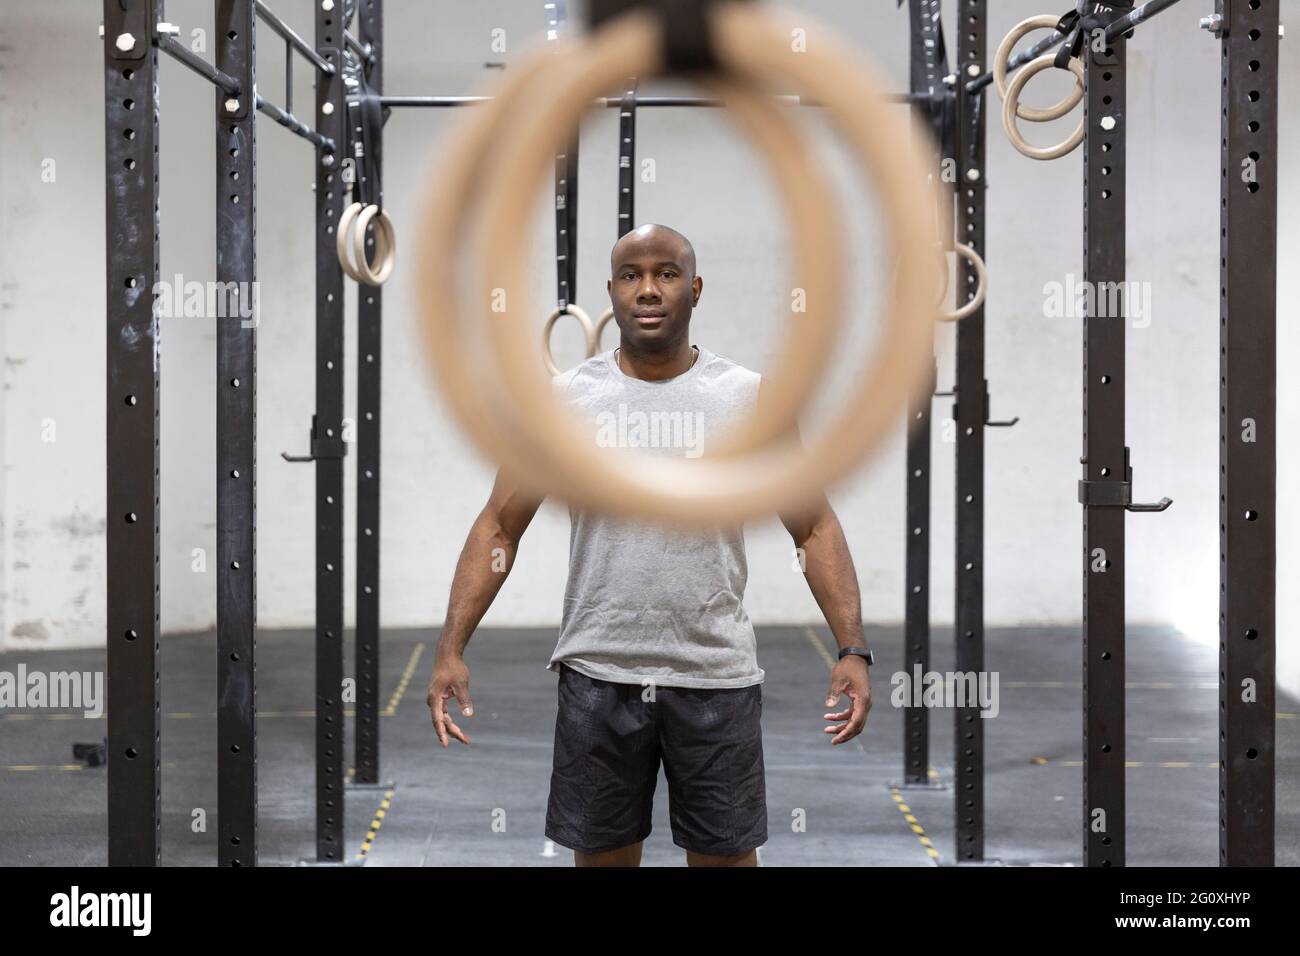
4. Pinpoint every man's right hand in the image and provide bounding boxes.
[427,652,474,747]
